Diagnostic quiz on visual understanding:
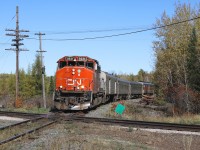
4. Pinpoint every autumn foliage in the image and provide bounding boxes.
[153,2,200,113]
